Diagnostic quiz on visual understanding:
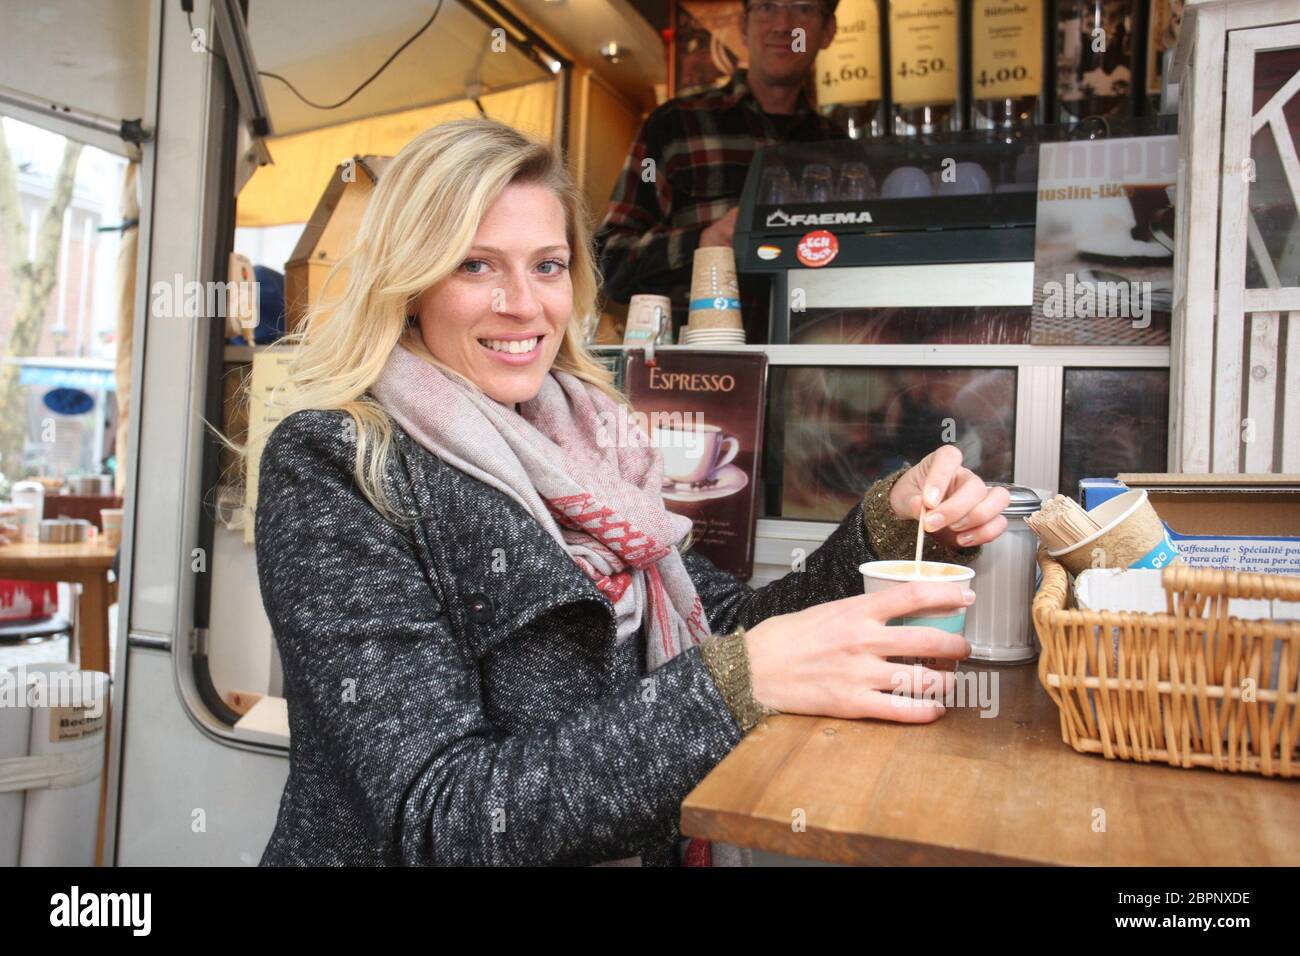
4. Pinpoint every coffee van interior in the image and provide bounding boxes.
[3,0,1295,867]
